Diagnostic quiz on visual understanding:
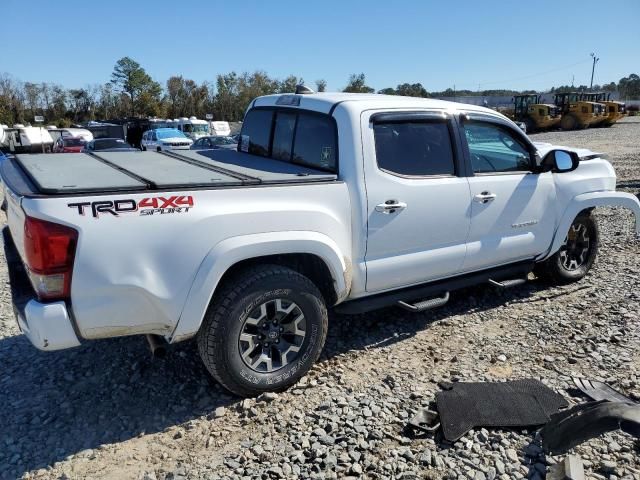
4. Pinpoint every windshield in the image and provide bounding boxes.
[156,129,187,140]
[211,136,236,145]
[183,124,209,134]
[63,137,86,147]
[193,124,209,133]
[94,139,131,150]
